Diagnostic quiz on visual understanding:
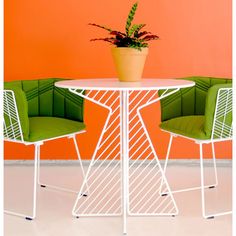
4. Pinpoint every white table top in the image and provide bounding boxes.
[55,78,195,91]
